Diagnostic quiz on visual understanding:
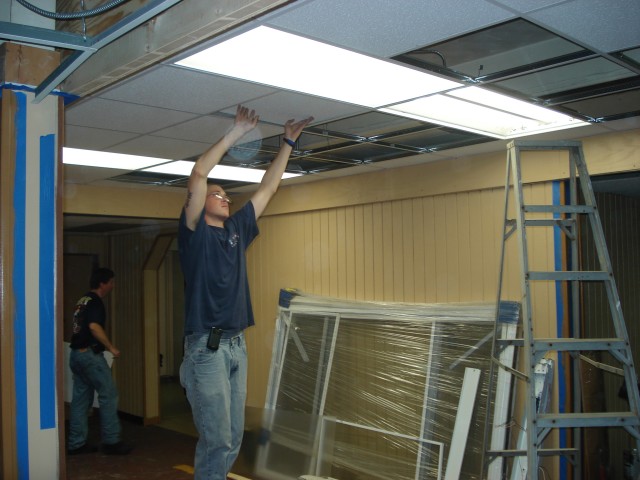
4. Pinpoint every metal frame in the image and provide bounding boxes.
[0,0,181,102]
[260,299,500,480]
[483,140,640,480]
